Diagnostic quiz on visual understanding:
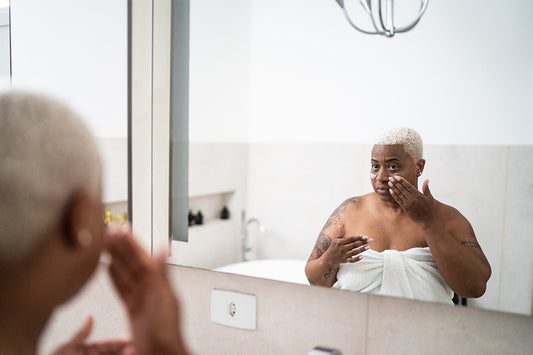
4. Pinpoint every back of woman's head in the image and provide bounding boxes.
[0,90,101,262]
